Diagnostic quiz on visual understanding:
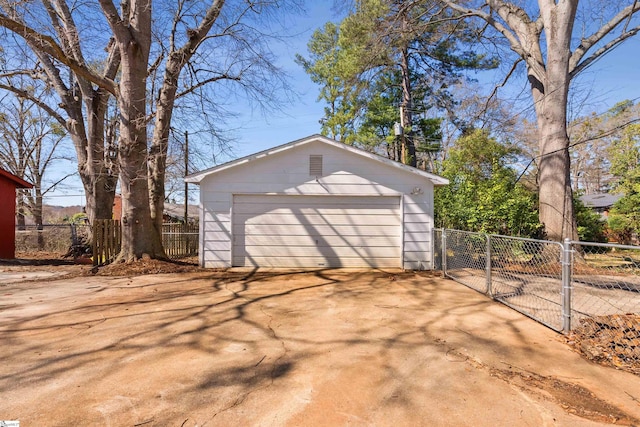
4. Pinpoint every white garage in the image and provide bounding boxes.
[185,135,448,270]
